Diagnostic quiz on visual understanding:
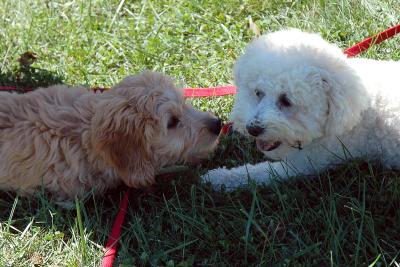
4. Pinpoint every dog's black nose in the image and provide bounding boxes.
[246,124,264,137]
[207,118,223,135]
